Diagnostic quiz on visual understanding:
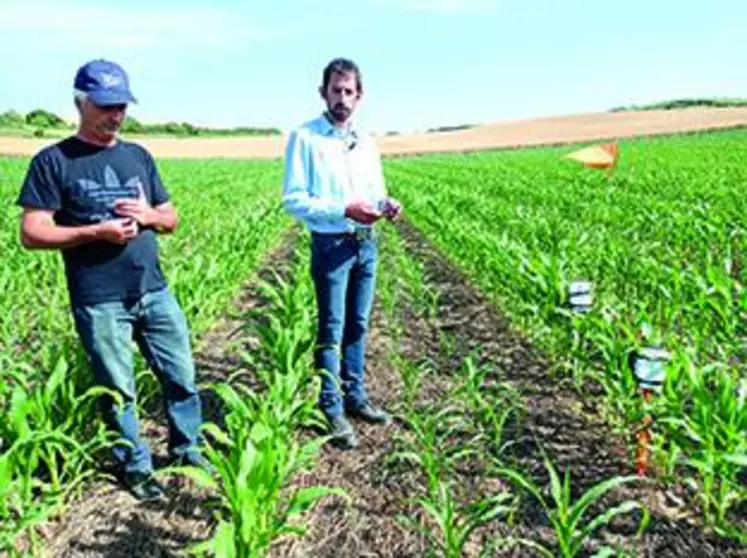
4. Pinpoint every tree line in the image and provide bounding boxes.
[610,98,747,112]
[0,109,281,137]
